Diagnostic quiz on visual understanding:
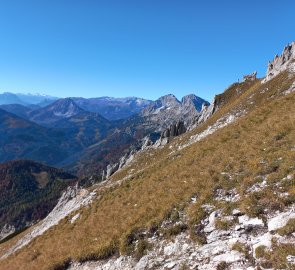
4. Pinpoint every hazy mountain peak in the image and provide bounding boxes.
[27,98,85,125]
[49,98,83,118]
[154,94,180,108]
[0,92,58,106]
[72,96,152,120]
[181,94,210,112]
[0,92,24,105]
